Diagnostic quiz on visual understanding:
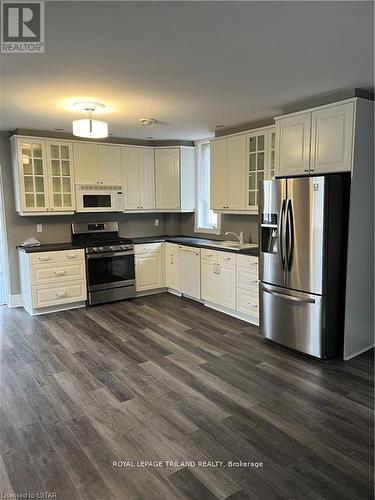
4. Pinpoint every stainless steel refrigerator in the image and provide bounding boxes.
[259,175,349,359]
